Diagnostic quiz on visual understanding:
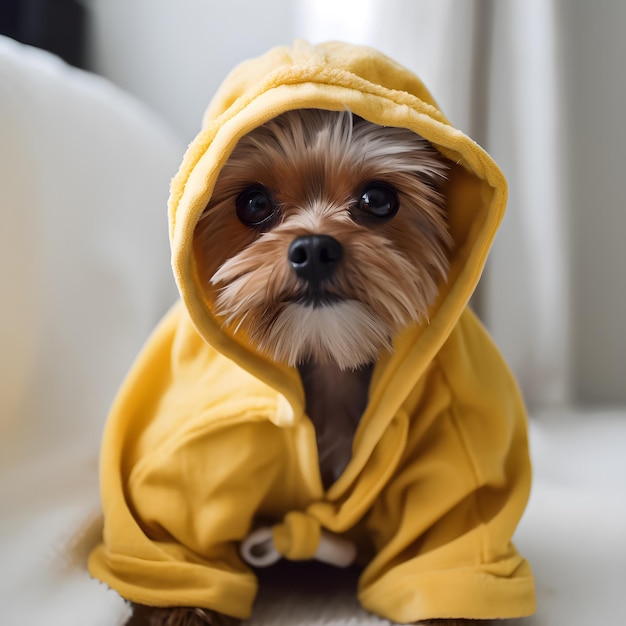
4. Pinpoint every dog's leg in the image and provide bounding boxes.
[126,604,240,626]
